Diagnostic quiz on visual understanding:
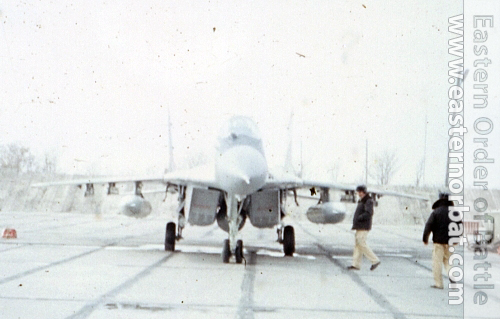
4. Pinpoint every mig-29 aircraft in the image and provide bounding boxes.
[32,115,428,263]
